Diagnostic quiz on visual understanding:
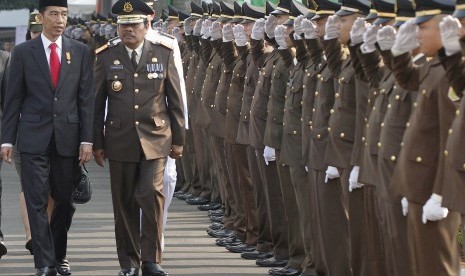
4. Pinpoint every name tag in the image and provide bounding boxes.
[110,65,124,70]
